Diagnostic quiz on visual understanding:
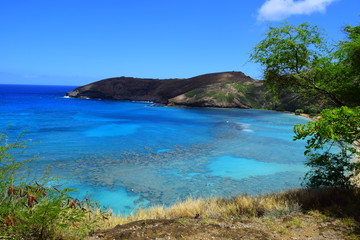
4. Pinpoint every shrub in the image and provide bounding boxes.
[294,106,360,188]
[0,130,105,239]
[303,150,357,188]
[295,109,304,115]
